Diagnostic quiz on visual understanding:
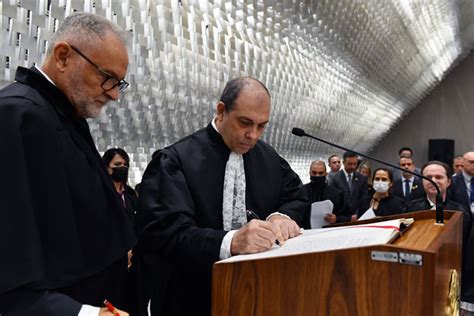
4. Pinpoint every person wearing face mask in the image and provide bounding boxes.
[302,160,350,228]
[102,148,138,221]
[360,168,404,217]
